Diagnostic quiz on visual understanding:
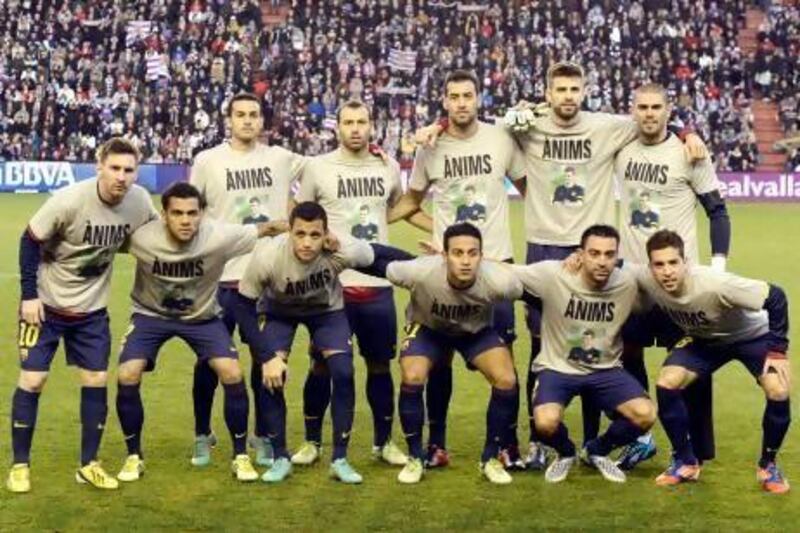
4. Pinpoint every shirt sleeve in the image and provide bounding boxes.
[189,152,207,196]
[502,129,527,181]
[238,241,272,299]
[717,272,769,311]
[387,159,404,207]
[688,154,721,195]
[408,147,431,192]
[221,223,259,261]
[294,159,317,203]
[386,257,425,289]
[490,263,524,300]
[28,191,71,241]
[509,261,558,297]
[291,153,313,201]
[337,236,375,269]
[604,113,639,154]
